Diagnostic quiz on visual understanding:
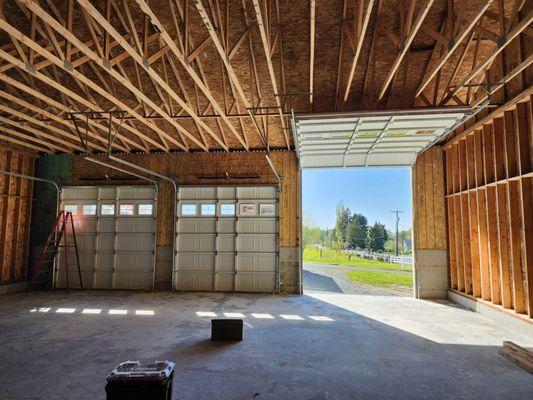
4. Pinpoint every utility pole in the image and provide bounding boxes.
[391,210,403,256]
